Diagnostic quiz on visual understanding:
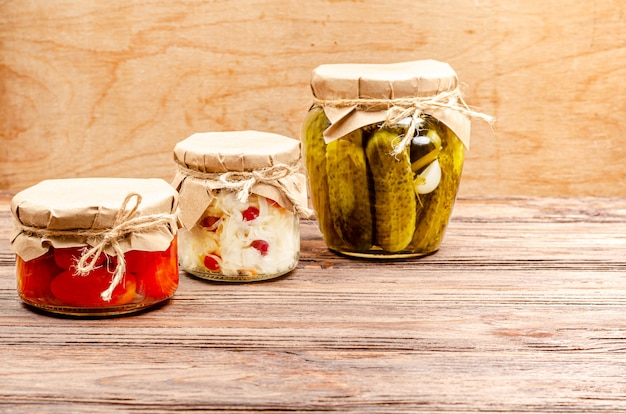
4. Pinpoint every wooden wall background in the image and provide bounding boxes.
[1,0,625,197]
